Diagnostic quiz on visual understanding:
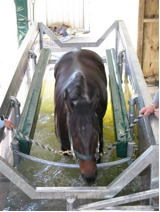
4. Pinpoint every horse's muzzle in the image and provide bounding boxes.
[79,159,97,183]
[81,171,97,183]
